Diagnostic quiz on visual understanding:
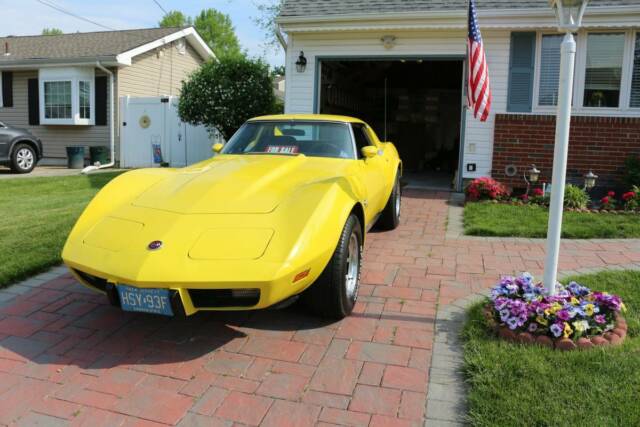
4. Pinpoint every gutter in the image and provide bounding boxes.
[83,61,115,174]
[276,24,287,50]
[0,56,121,70]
